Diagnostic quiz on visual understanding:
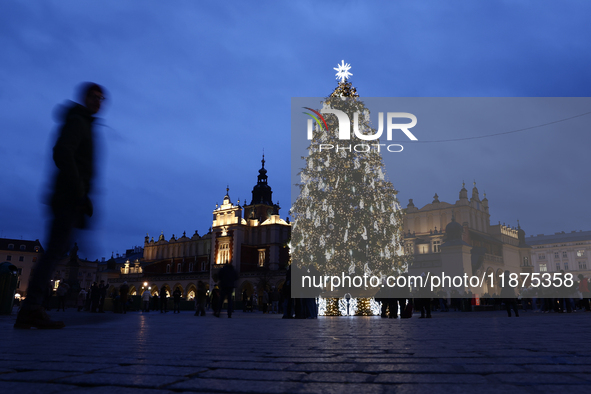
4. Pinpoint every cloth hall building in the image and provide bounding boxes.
[108,157,291,300]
